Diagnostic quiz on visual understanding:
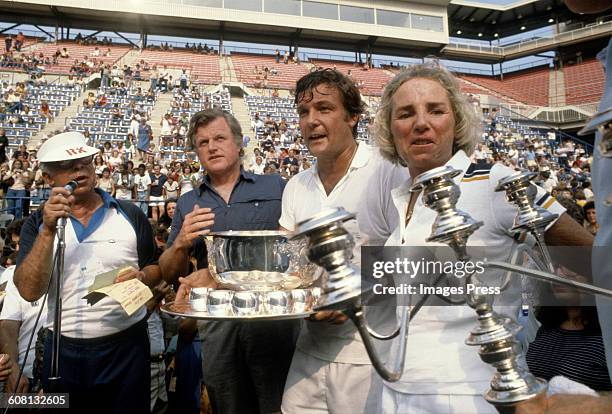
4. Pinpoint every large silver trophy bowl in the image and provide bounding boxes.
[205,230,323,291]
[161,231,324,321]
